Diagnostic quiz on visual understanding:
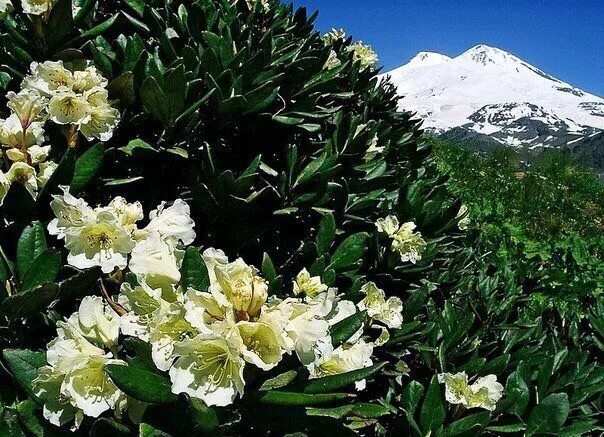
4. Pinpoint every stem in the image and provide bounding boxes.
[67,125,79,149]
[99,279,127,316]
[20,126,31,165]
